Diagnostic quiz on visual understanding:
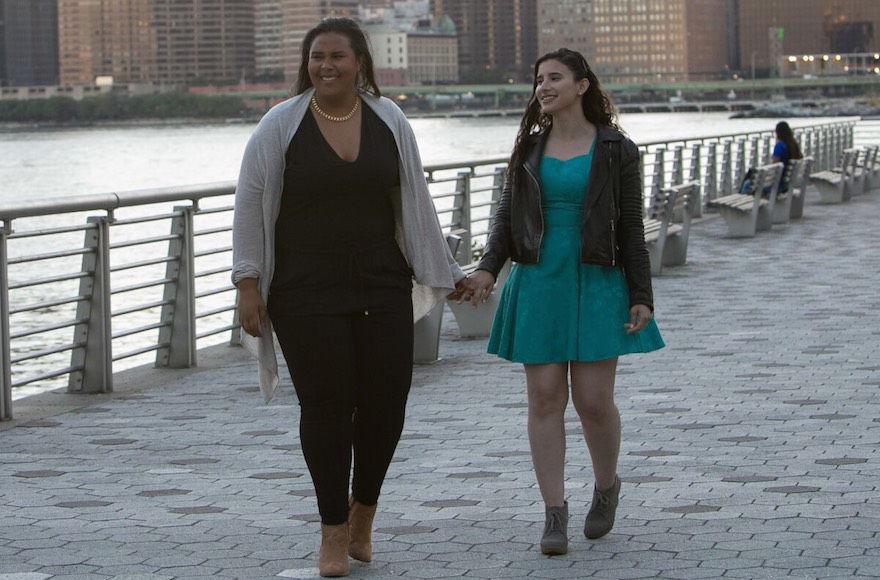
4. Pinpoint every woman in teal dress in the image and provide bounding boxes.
[459,49,664,555]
